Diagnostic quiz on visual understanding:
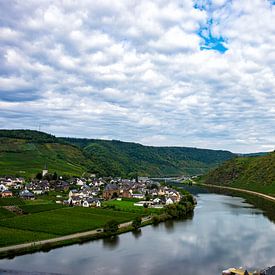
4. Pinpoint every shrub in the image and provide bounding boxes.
[132,217,142,230]
[103,220,119,234]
